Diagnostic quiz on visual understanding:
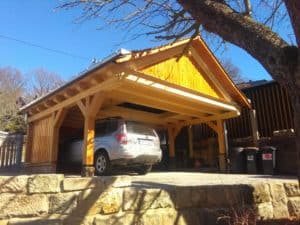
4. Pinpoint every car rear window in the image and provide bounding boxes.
[126,122,156,136]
